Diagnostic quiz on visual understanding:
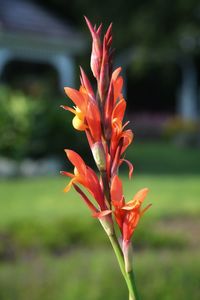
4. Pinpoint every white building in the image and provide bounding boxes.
[0,0,86,90]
